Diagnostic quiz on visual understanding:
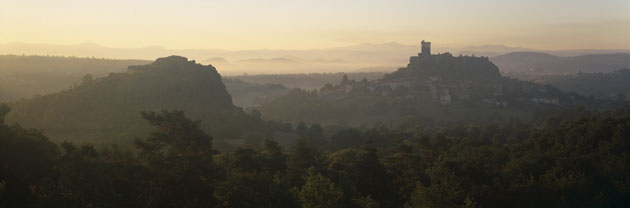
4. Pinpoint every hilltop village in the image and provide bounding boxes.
[319,41,572,108]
